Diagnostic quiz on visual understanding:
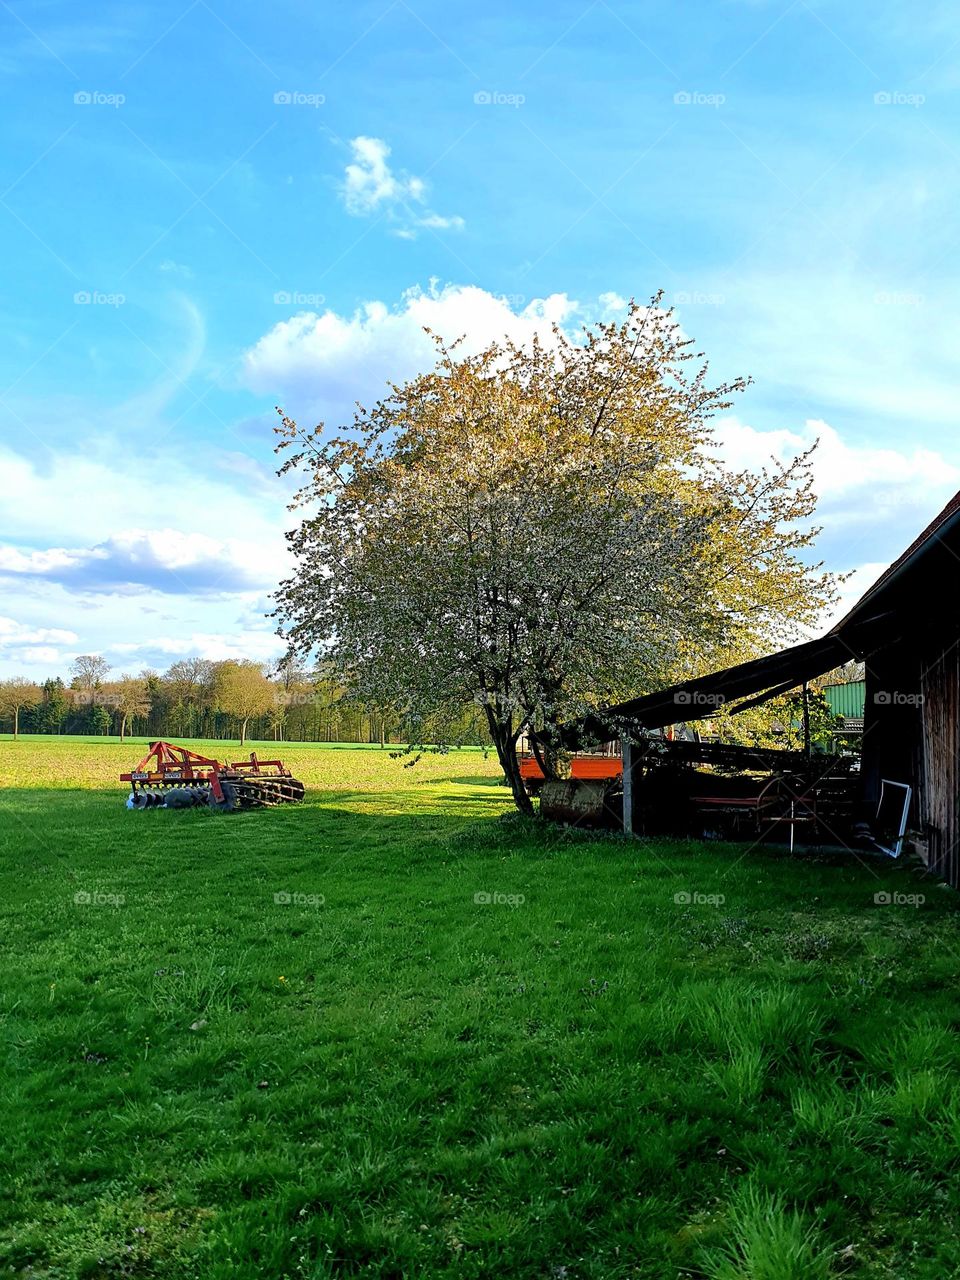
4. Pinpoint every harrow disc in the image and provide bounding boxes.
[164,787,208,809]
[207,781,239,812]
[236,777,305,806]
